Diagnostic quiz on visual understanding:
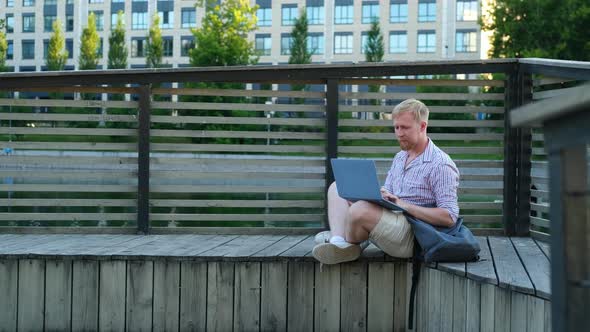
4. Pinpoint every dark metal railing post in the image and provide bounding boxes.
[515,70,533,236]
[325,79,339,228]
[503,70,519,235]
[137,85,151,234]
